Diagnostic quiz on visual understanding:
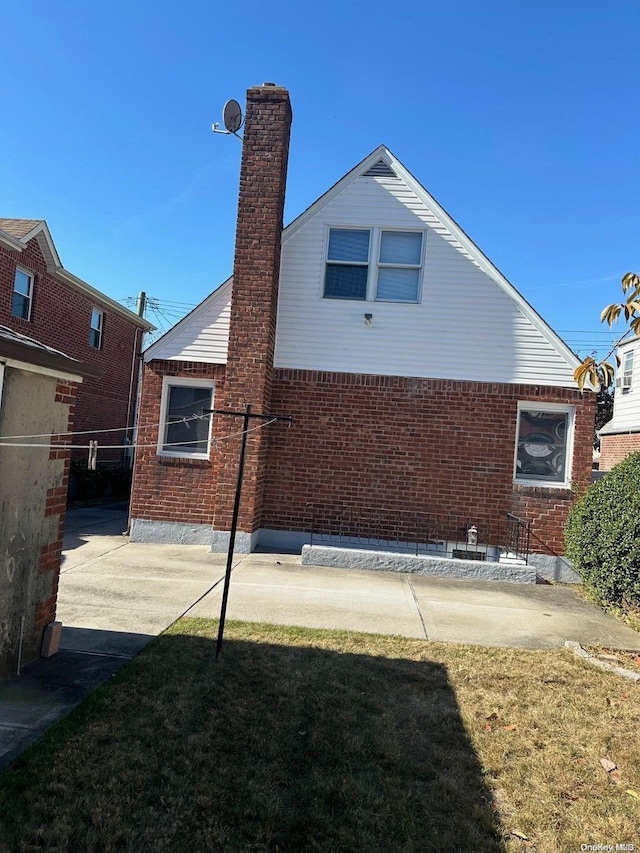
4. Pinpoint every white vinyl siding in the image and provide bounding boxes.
[605,340,640,432]
[144,280,231,364]
[274,175,578,386]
